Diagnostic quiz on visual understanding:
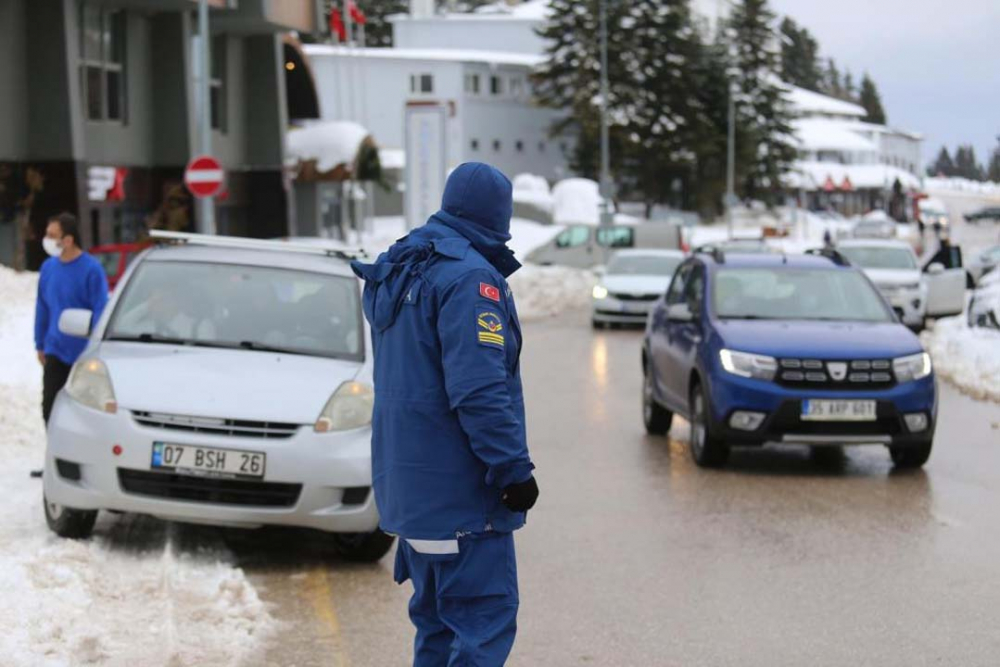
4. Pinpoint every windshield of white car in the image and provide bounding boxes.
[105,260,363,360]
[837,246,917,270]
[714,268,893,322]
[607,255,681,276]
